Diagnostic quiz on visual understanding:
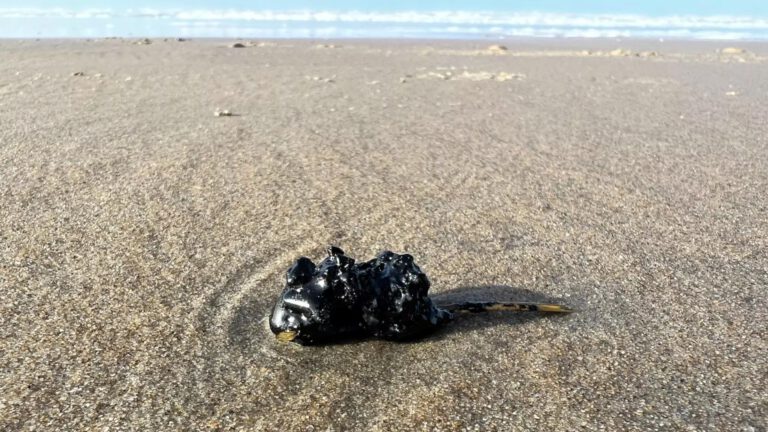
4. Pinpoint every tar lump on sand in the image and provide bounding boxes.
[270,246,571,345]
